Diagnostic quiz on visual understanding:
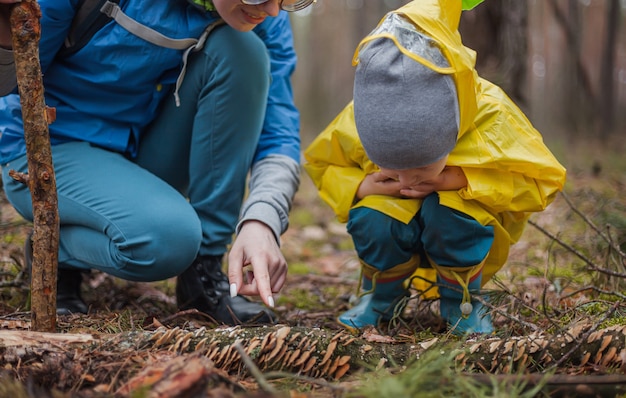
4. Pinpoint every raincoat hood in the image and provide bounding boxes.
[352,0,478,138]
